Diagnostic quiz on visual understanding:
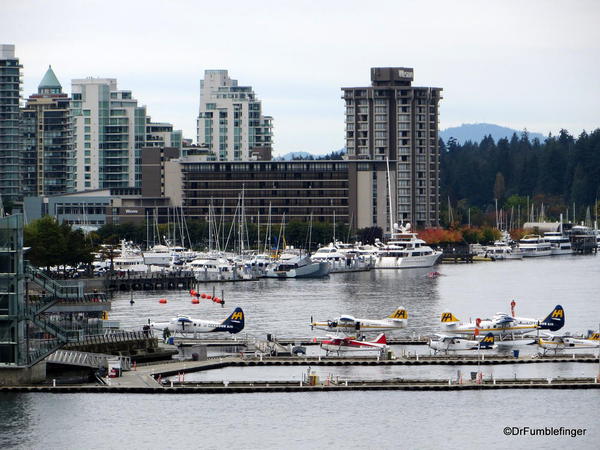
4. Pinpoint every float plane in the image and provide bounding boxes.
[150,307,244,335]
[311,307,408,333]
[428,332,496,354]
[440,304,565,338]
[537,332,600,355]
[320,333,388,355]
